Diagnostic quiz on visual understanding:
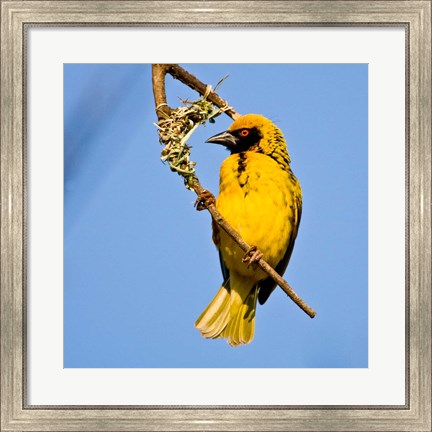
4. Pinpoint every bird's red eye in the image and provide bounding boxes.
[240,129,250,137]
